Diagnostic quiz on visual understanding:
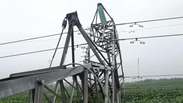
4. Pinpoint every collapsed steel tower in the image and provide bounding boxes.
[0,3,124,103]
[89,3,124,103]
